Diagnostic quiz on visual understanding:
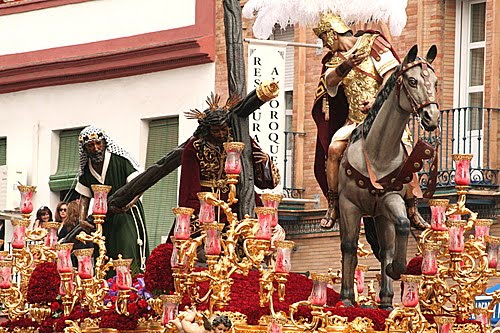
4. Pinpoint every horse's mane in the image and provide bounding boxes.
[350,67,400,142]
